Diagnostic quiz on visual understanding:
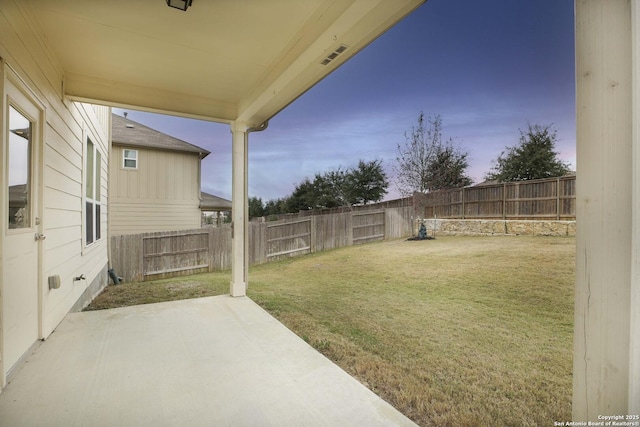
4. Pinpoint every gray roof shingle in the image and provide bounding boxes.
[200,191,232,211]
[112,113,210,158]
